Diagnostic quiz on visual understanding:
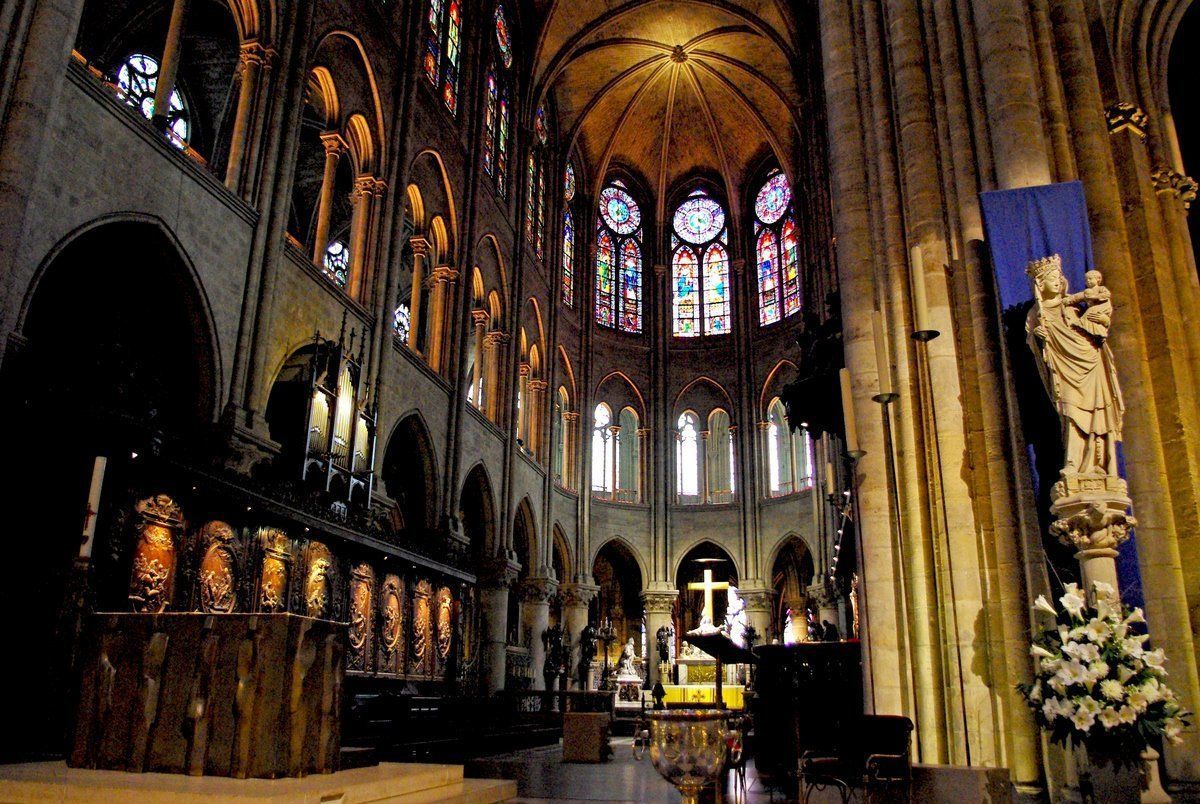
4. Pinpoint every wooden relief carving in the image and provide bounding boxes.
[257,529,292,613]
[379,575,404,672]
[304,542,334,619]
[436,586,453,662]
[197,521,238,613]
[128,495,183,613]
[348,563,374,672]
[412,580,432,668]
